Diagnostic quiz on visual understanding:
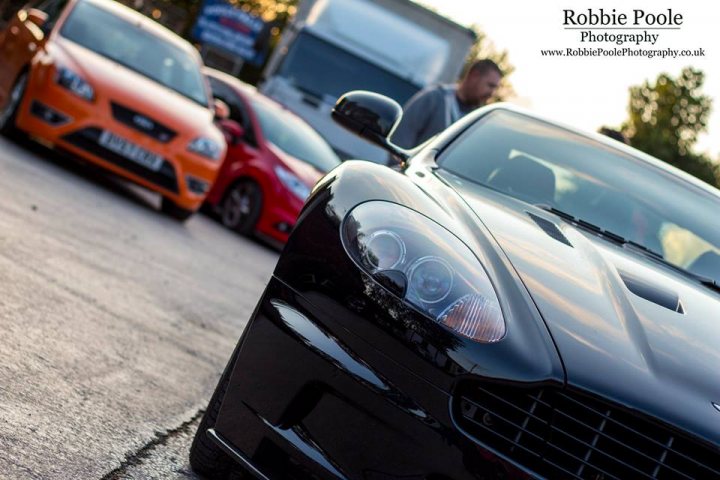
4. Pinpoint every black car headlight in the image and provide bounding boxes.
[342,201,506,343]
[55,67,94,101]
